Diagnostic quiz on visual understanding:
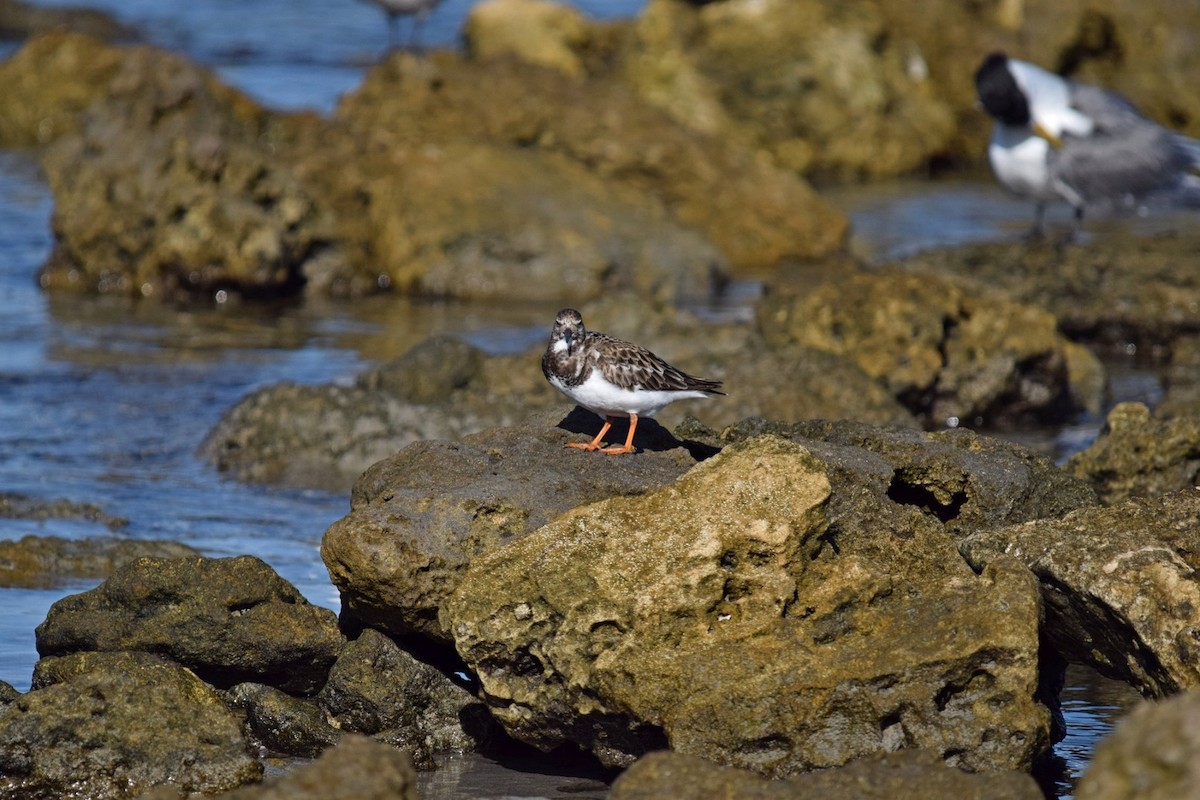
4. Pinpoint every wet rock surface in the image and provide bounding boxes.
[611,749,1043,799]
[227,682,344,759]
[0,534,200,588]
[322,408,702,641]
[1075,690,1200,800]
[0,654,261,799]
[447,435,1053,774]
[962,490,1200,697]
[35,555,345,694]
